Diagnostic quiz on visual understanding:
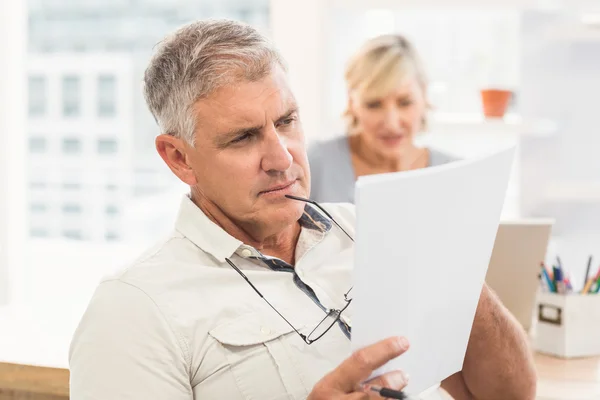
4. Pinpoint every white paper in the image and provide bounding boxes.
[351,146,516,396]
